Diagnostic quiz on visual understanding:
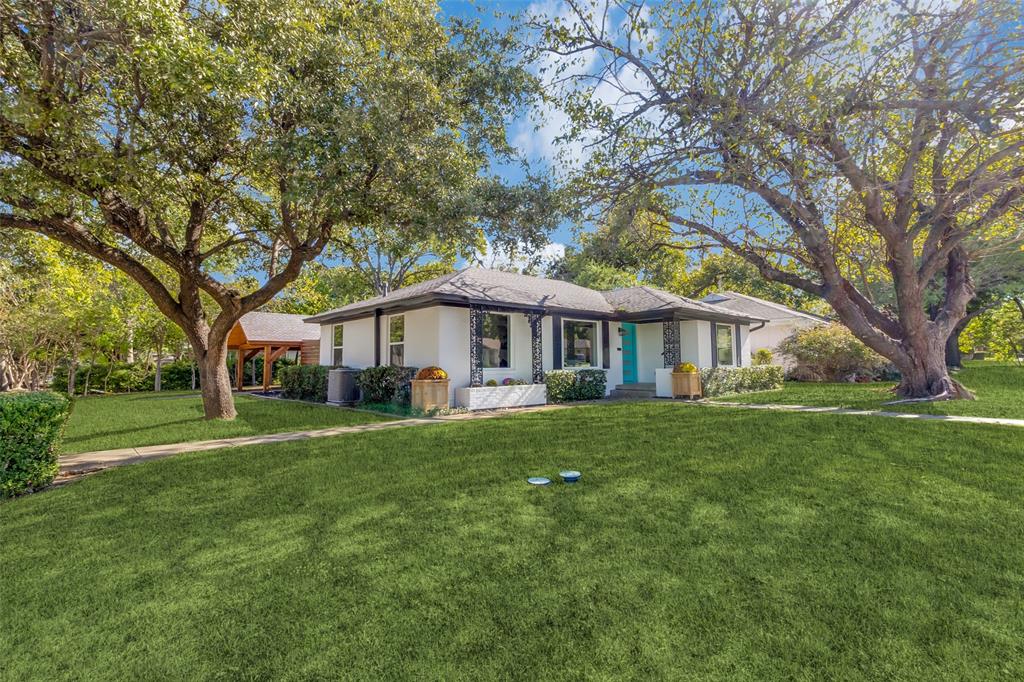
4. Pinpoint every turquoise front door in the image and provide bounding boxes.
[621,323,638,383]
